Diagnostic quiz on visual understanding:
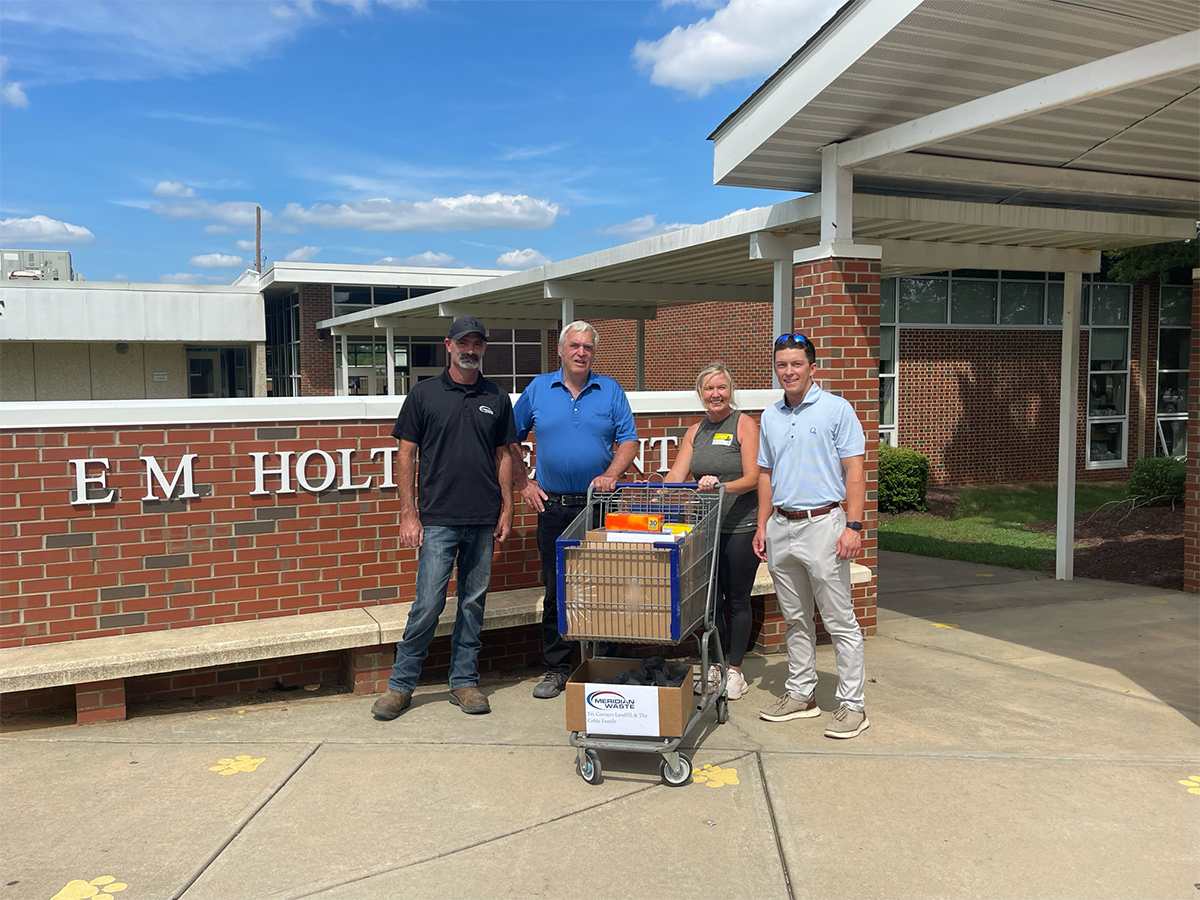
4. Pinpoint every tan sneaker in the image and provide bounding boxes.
[370,689,412,720]
[449,685,491,715]
[824,705,869,739]
[759,692,820,722]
